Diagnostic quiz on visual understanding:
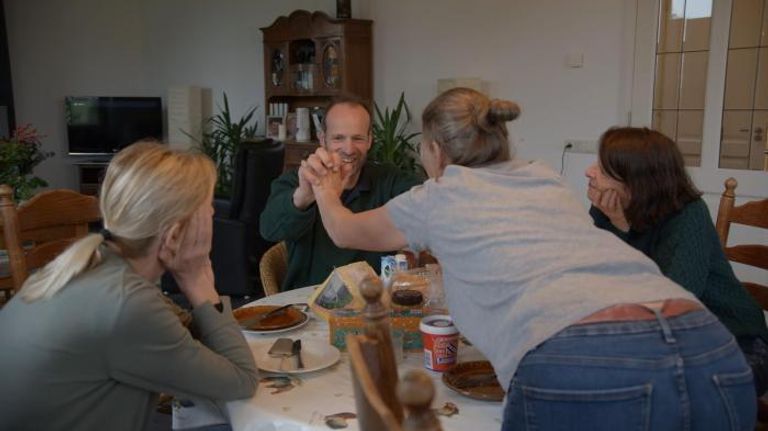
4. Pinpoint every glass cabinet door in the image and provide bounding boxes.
[321,39,342,90]
[289,39,316,93]
[269,45,286,89]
